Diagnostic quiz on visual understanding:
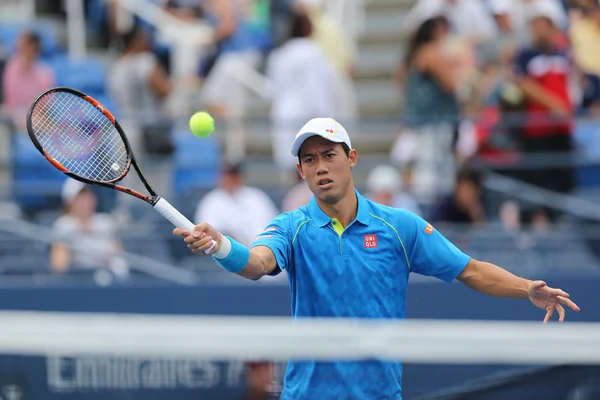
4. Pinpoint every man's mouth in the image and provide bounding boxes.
[317,178,333,188]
